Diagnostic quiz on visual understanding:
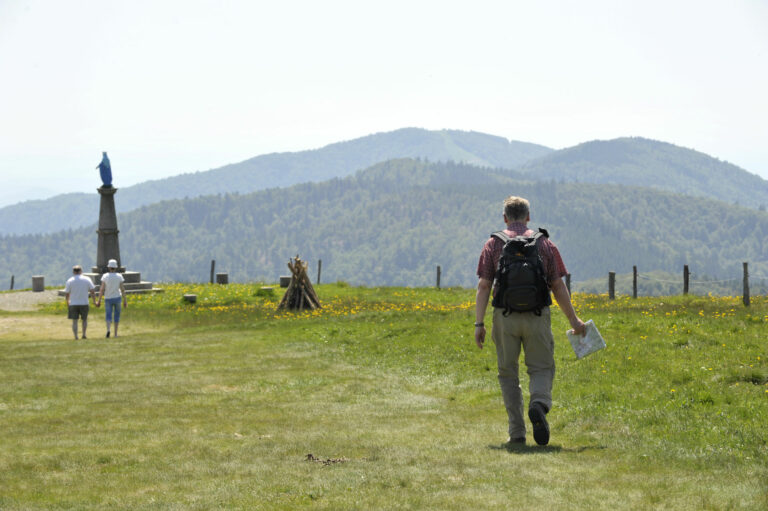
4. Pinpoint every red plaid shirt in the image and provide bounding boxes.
[476,222,568,290]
